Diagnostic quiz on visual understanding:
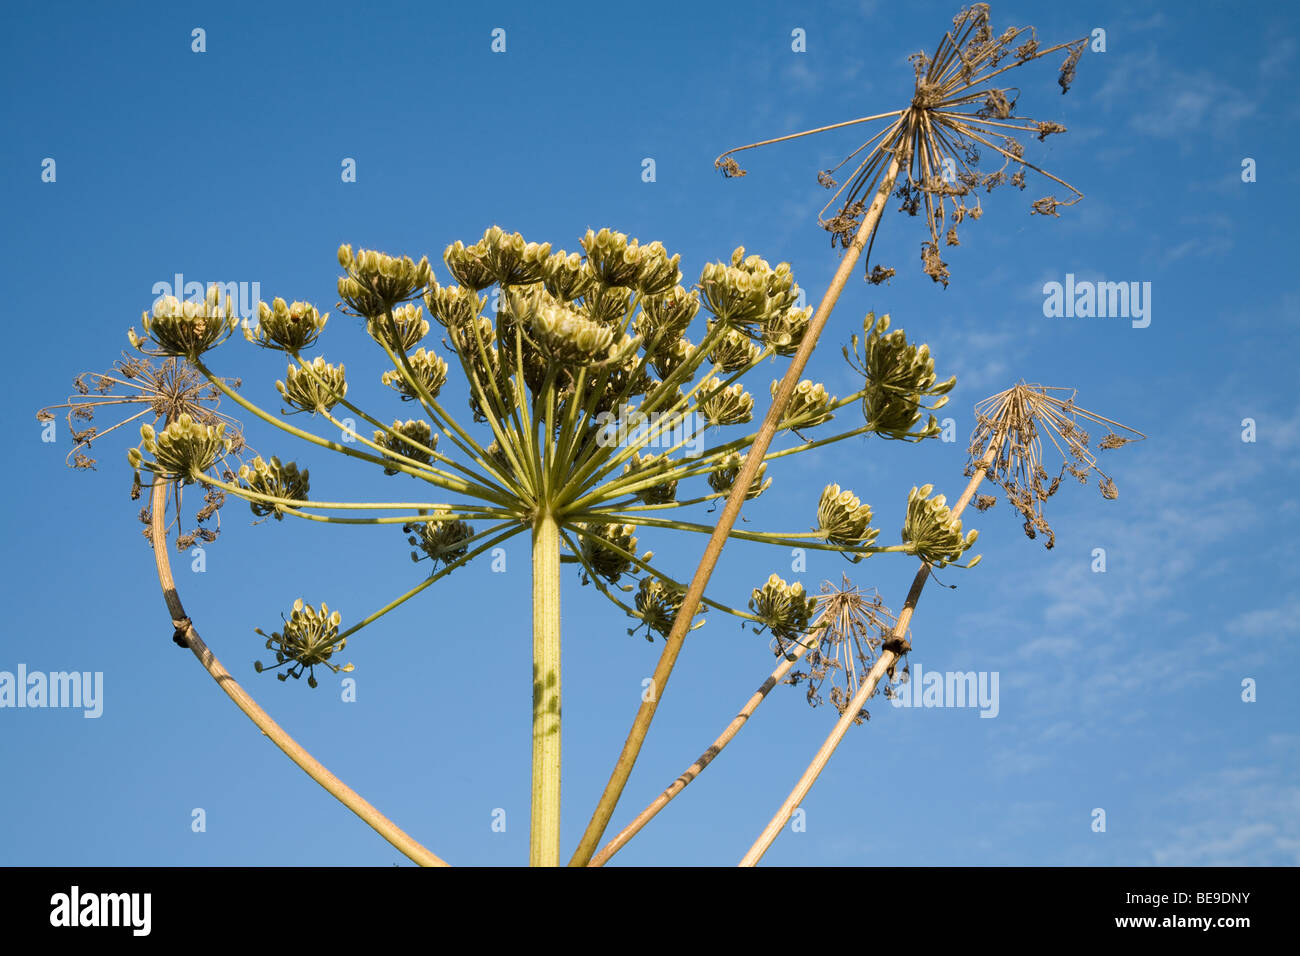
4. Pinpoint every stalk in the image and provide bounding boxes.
[590,636,815,866]
[739,425,1008,865]
[569,149,905,866]
[146,476,447,867]
[530,511,562,866]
